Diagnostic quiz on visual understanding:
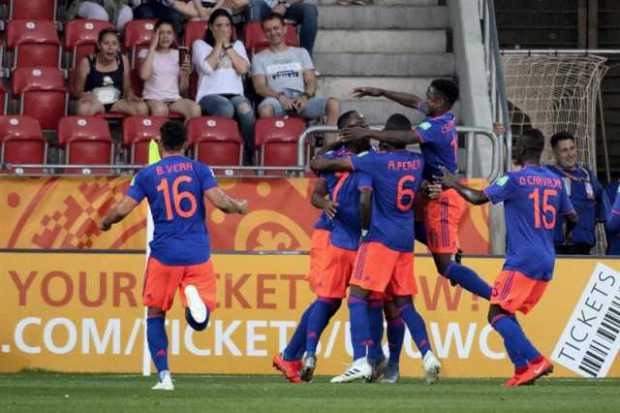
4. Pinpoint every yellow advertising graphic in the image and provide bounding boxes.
[2,252,618,378]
